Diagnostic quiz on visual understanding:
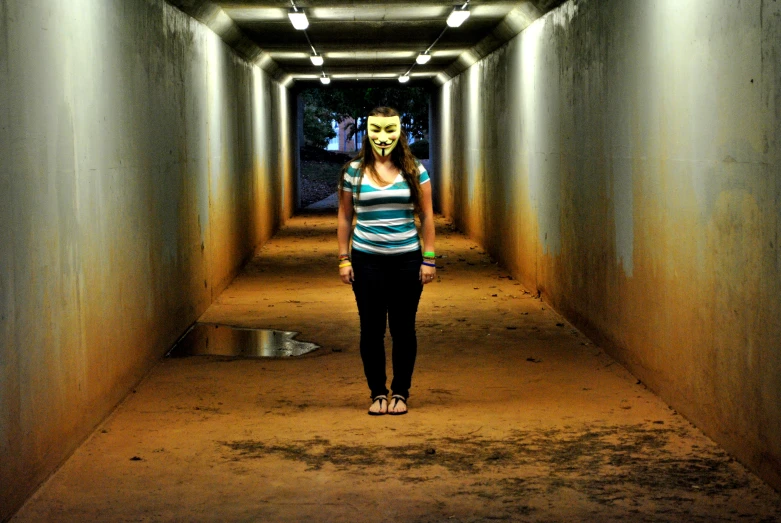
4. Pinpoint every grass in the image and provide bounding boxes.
[301,161,342,189]
[300,161,343,207]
